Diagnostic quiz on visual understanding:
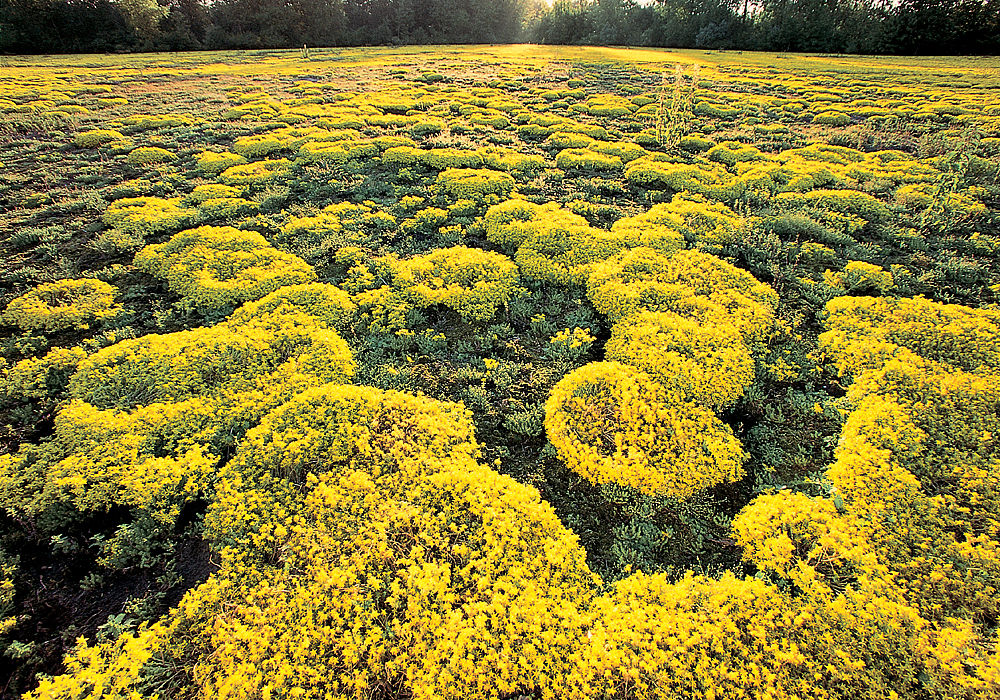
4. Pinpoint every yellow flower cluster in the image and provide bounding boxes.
[545,361,747,499]
[279,201,396,252]
[733,491,873,593]
[612,192,744,251]
[231,125,342,159]
[383,146,484,170]
[820,295,1000,375]
[3,278,122,332]
[391,245,524,323]
[625,156,741,201]
[134,225,316,311]
[587,247,778,343]
[0,293,355,531]
[114,113,192,131]
[433,168,516,202]
[218,158,291,190]
[102,196,195,237]
[555,148,623,172]
[125,146,176,166]
[482,198,688,286]
[72,129,127,148]
[296,139,379,165]
[228,282,357,332]
[2,346,88,401]
[734,297,1000,644]
[605,310,754,411]
[478,146,546,174]
[547,327,596,361]
[195,150,248,176]
[822,260,895,294]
